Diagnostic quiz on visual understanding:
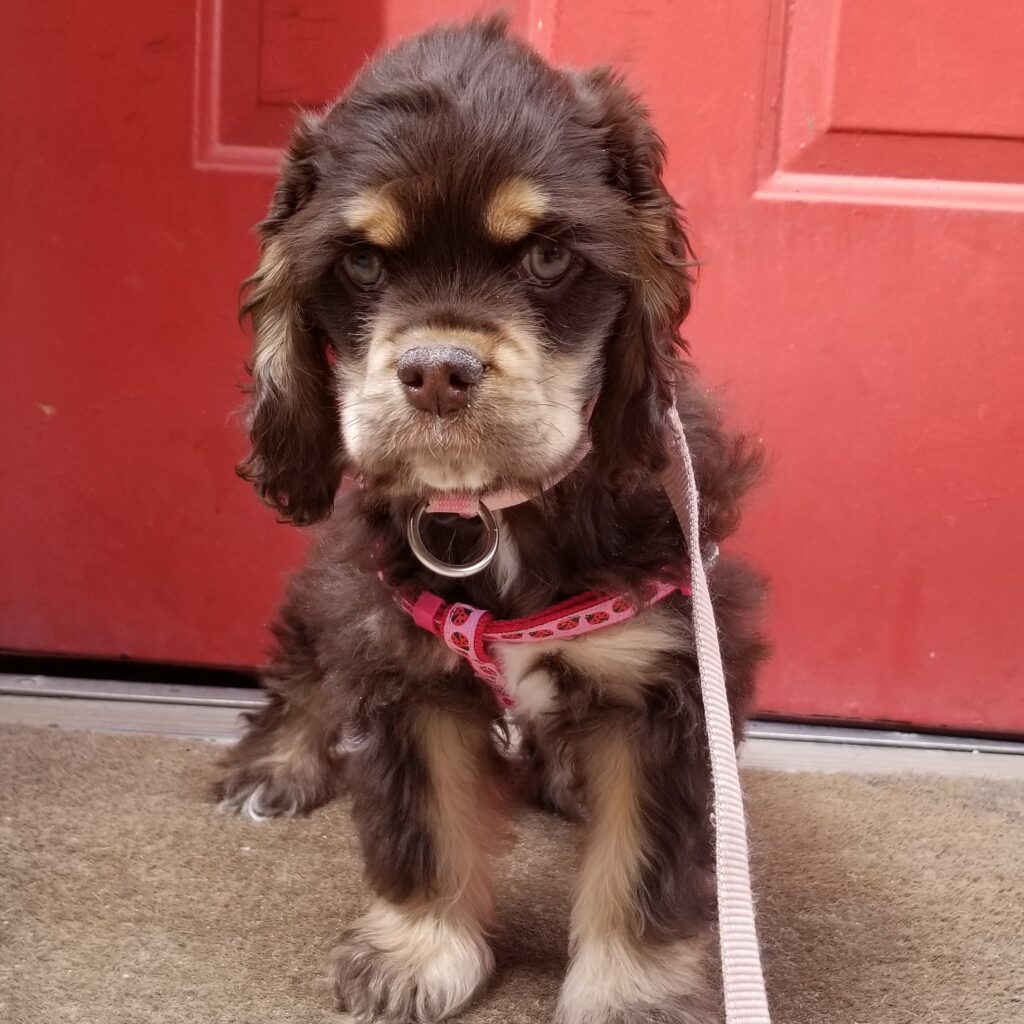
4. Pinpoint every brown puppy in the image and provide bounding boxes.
[217,15,767,1024]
